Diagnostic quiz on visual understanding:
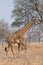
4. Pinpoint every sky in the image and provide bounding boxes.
[0,0,13,24]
